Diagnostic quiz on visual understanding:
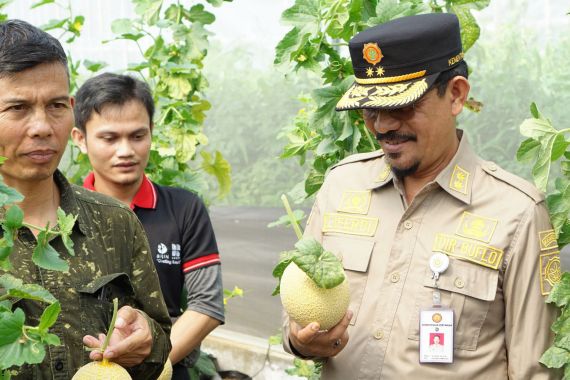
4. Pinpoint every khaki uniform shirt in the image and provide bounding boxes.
[1,171,172,380]
[284,134,562,379]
